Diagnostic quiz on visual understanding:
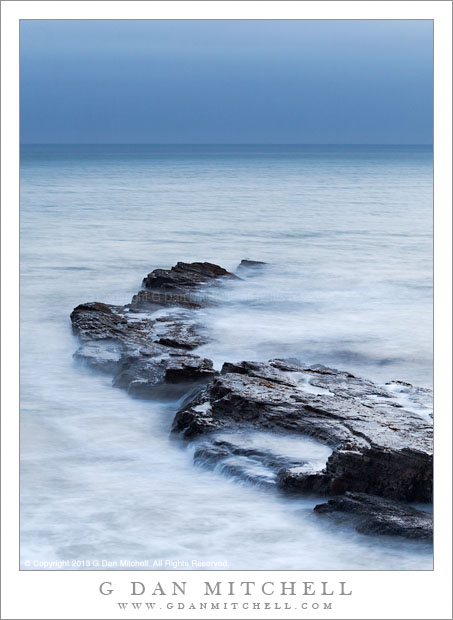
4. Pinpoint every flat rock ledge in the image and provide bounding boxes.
[172,359,433,504]
[314,492,433,540]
